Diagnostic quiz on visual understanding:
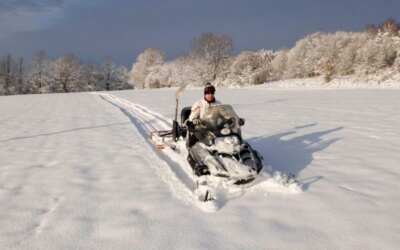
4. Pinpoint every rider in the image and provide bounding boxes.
[186,82,222,176]
[188,82,221,123]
